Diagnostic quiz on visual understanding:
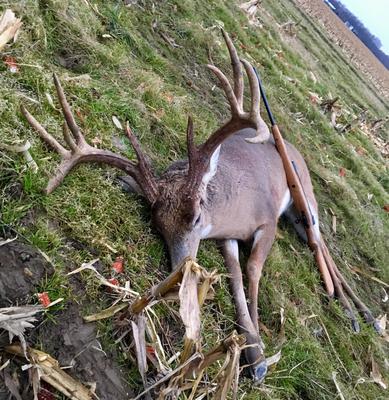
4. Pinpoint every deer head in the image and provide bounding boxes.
[21,30,269,269]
